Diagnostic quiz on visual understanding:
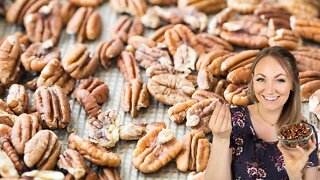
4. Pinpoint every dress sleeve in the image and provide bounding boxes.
[306,125,319,167]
